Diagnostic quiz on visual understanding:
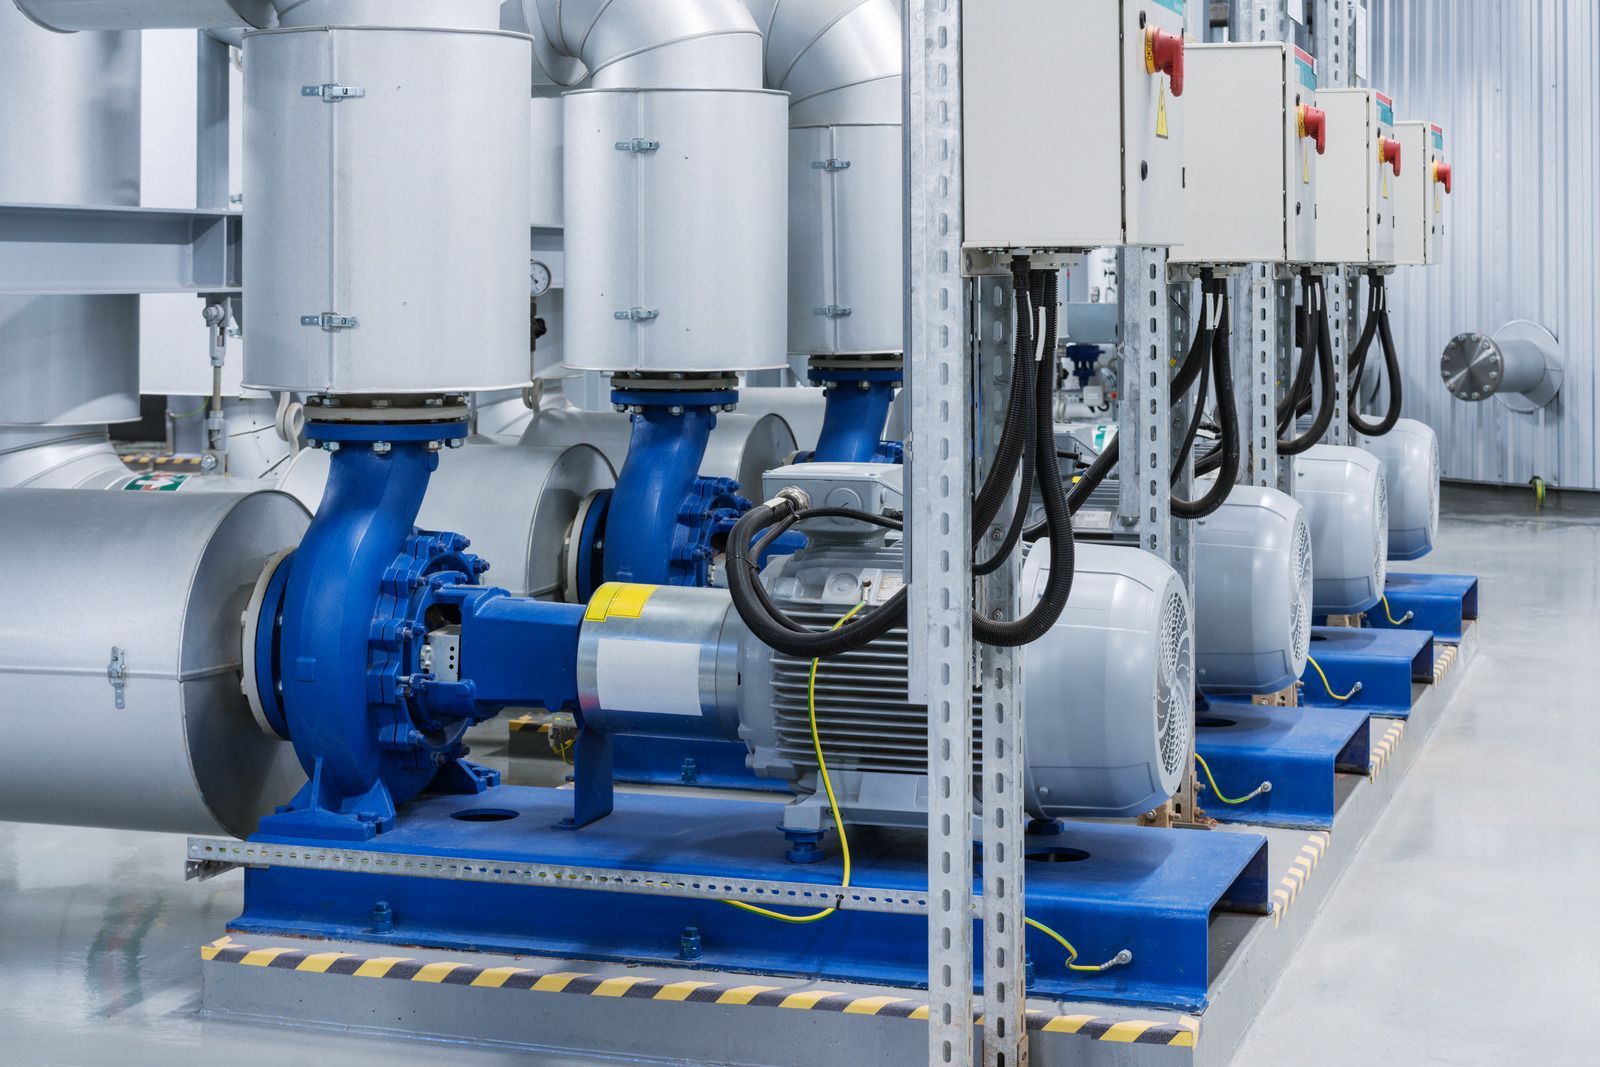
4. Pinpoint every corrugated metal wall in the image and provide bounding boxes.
[1370,0,1599,489]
